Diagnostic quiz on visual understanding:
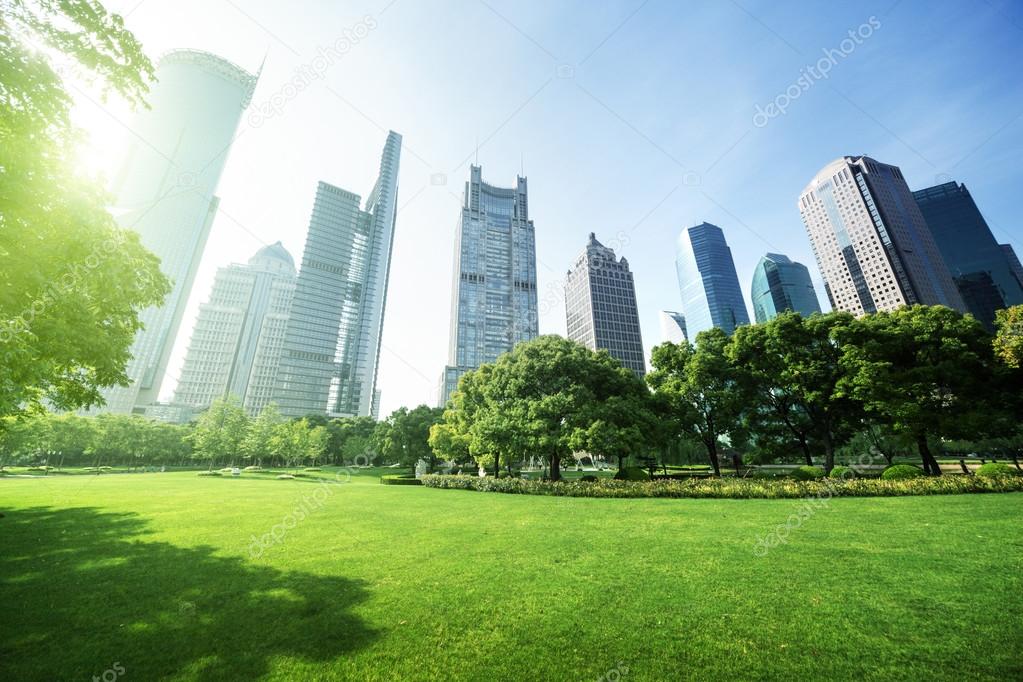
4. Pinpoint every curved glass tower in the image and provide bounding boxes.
[750,253,821,323]
[439,165,538,405]
[675,222,749,337]
[98,49,258,414]
[273,132,402,418]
